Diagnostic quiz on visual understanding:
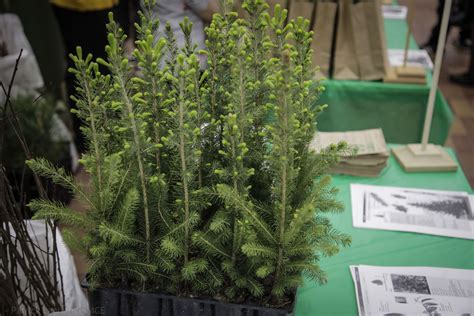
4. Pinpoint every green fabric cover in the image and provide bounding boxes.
[294,146,473,315]
[317,16,454,145]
